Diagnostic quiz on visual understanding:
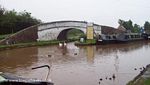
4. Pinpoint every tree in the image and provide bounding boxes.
[118,19,141,33]
[144,21,150,34]
[118,19,125,25]
[124,20,134,31]
[133,24,141,33]
[118,19,134,32]
[0,6,5,16]
[0,6,41,35]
